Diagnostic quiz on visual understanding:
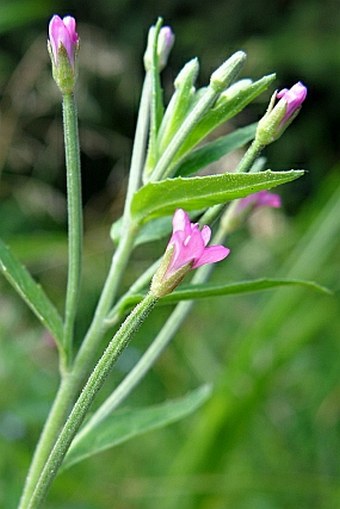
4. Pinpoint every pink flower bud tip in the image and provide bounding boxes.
[276,81,307,123]
[166,209,230,276]
[49,15,79,66]
[239,190,282,211]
